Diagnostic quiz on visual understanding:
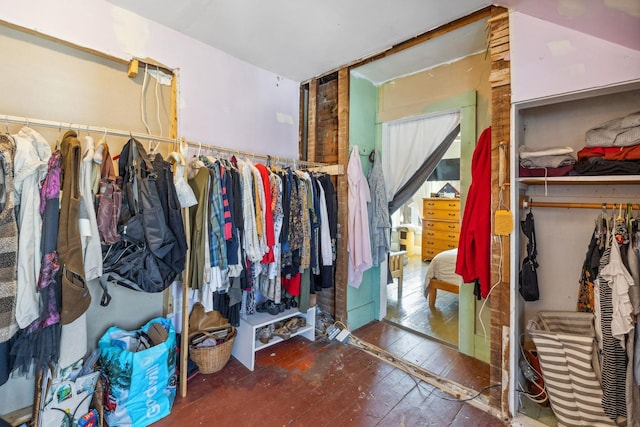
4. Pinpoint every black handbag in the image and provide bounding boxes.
[519,210,540,302]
